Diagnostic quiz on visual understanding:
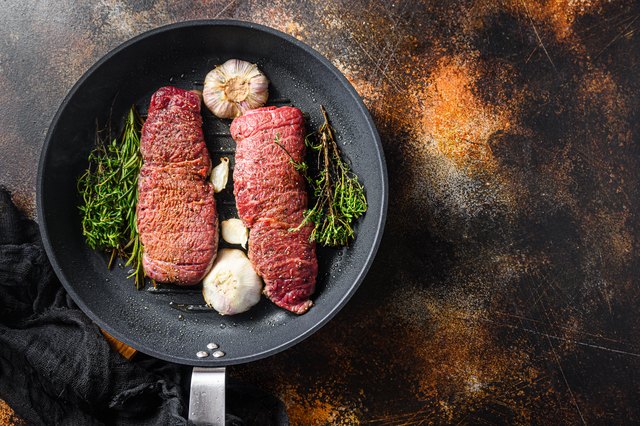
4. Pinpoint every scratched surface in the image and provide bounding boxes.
[2,0,640,424]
